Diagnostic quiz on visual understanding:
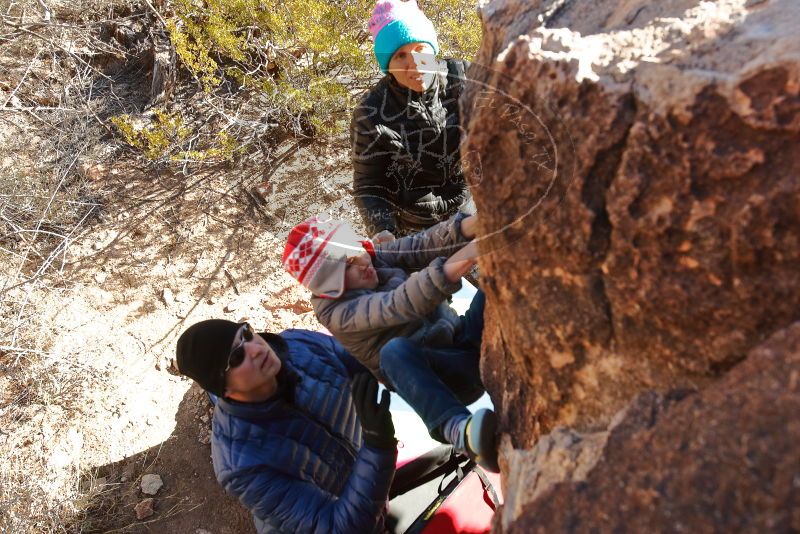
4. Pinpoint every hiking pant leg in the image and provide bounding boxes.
[380,338,483,443]
[457,289,485,348]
